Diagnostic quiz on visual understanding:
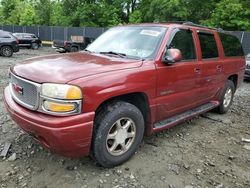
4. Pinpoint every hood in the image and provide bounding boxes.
[11,52,143,83]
